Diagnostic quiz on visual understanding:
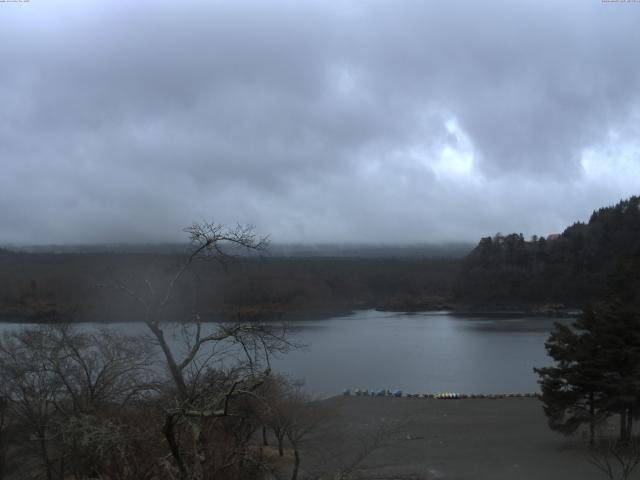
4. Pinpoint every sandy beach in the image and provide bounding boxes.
[296,396,614,480]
